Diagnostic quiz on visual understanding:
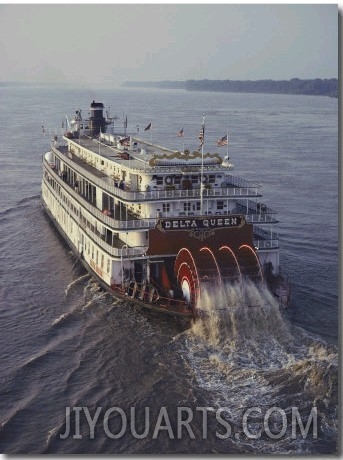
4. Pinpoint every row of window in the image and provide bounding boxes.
[154,174,217,186]
[44,181,112,277]
[161,201,225,213]
[45,170,82,220]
